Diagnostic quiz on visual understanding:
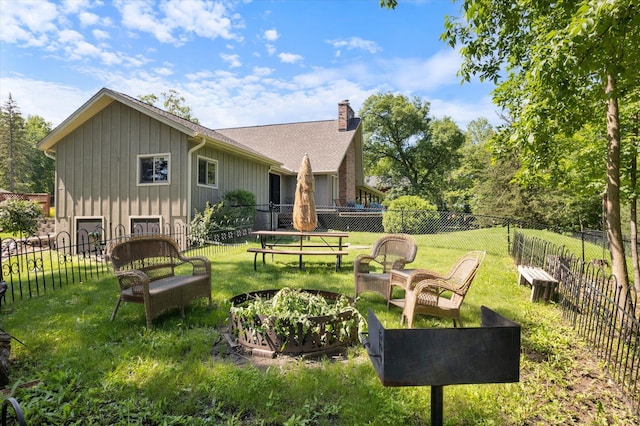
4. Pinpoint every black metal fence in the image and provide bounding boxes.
[511,231,639,415]
[0,220,253,306]
[3,207,639,414]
